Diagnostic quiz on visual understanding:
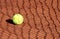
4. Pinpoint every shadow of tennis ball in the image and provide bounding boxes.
[6,19,16,25]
